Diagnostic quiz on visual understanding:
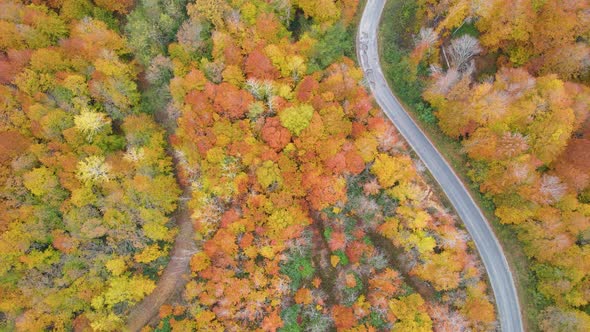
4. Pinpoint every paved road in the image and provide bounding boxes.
[357,1,524,331]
